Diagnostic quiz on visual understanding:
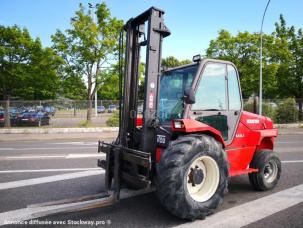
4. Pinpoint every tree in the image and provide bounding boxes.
[60,75,87,100]
[52,3,123,121]
[274,15,303,120]
[98,67,119,100]
[18,45,61,100]
[162,56,191,68]
[0,25,60,127]
[0,25,31,127]
[98,62,145,100]
[206,29,280,98]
